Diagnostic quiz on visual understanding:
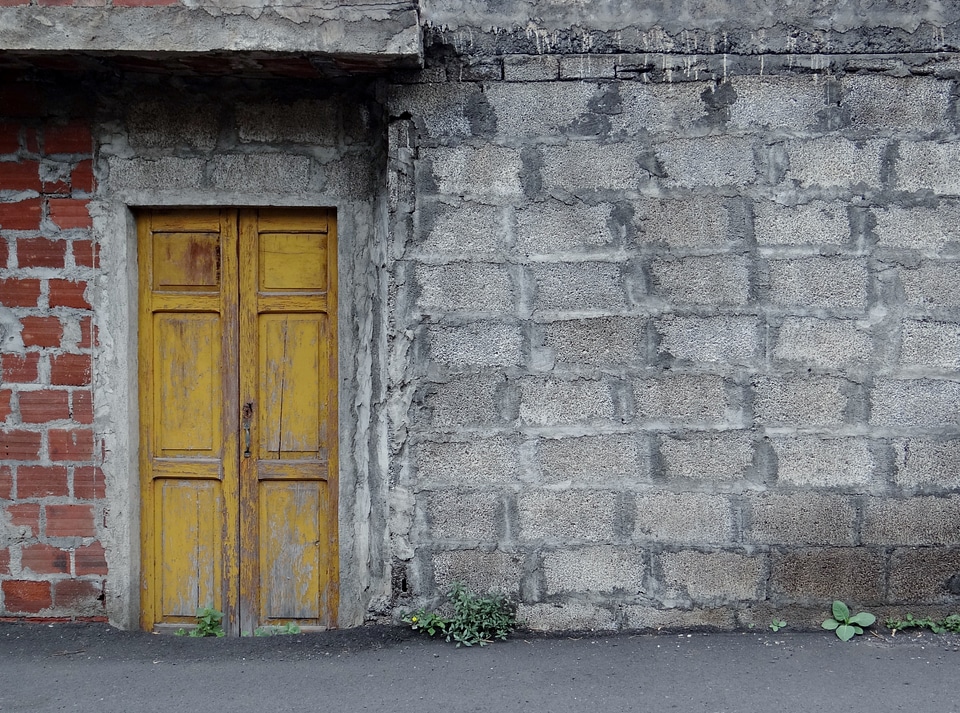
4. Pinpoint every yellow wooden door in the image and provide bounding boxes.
[139,208,338,635]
